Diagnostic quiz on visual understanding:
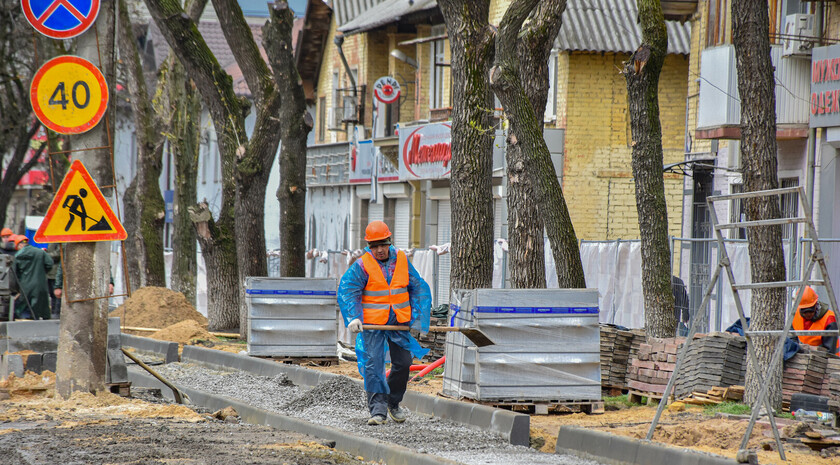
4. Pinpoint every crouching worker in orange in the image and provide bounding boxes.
[337,221,431,426]
[793,286,839,355]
